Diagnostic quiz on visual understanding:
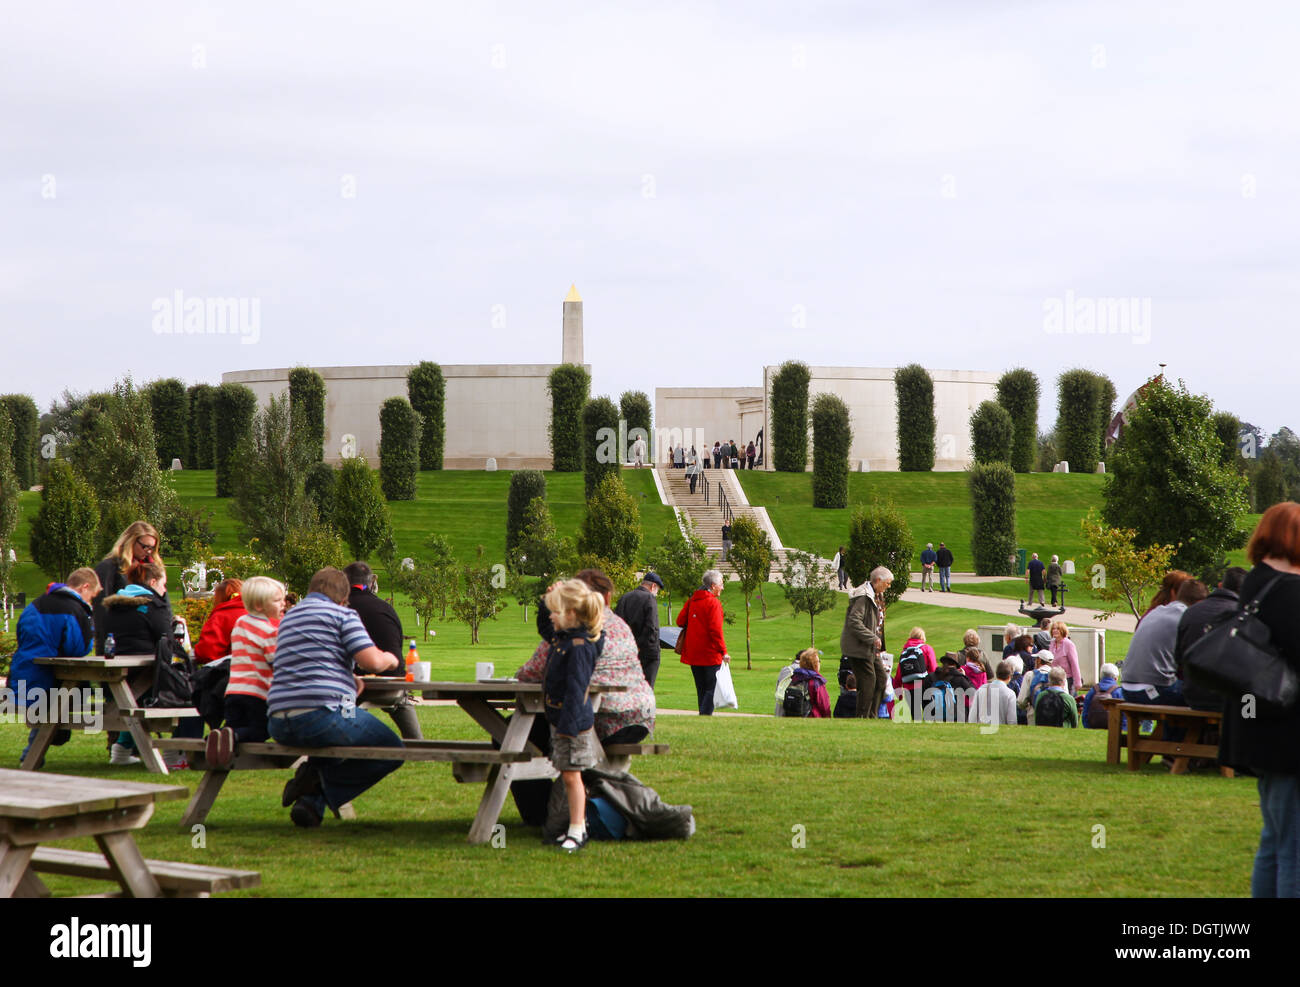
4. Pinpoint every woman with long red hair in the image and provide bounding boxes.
[1219,502,1300,897]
